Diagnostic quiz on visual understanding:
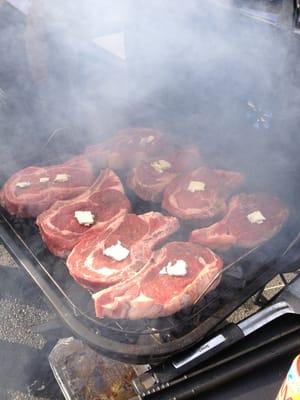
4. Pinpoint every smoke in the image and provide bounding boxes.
[0,2,299,376]
[0,0,299,198]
